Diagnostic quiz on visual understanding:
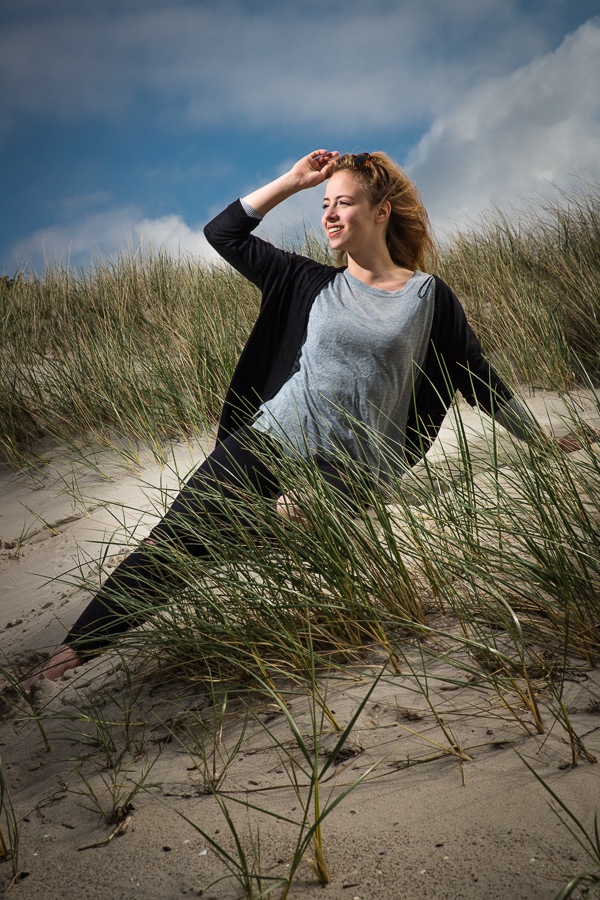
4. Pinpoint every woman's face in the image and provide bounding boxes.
[321,170,385,255]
